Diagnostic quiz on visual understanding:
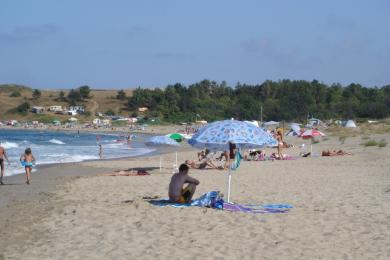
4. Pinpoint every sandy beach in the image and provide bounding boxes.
[0,131,389,259]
